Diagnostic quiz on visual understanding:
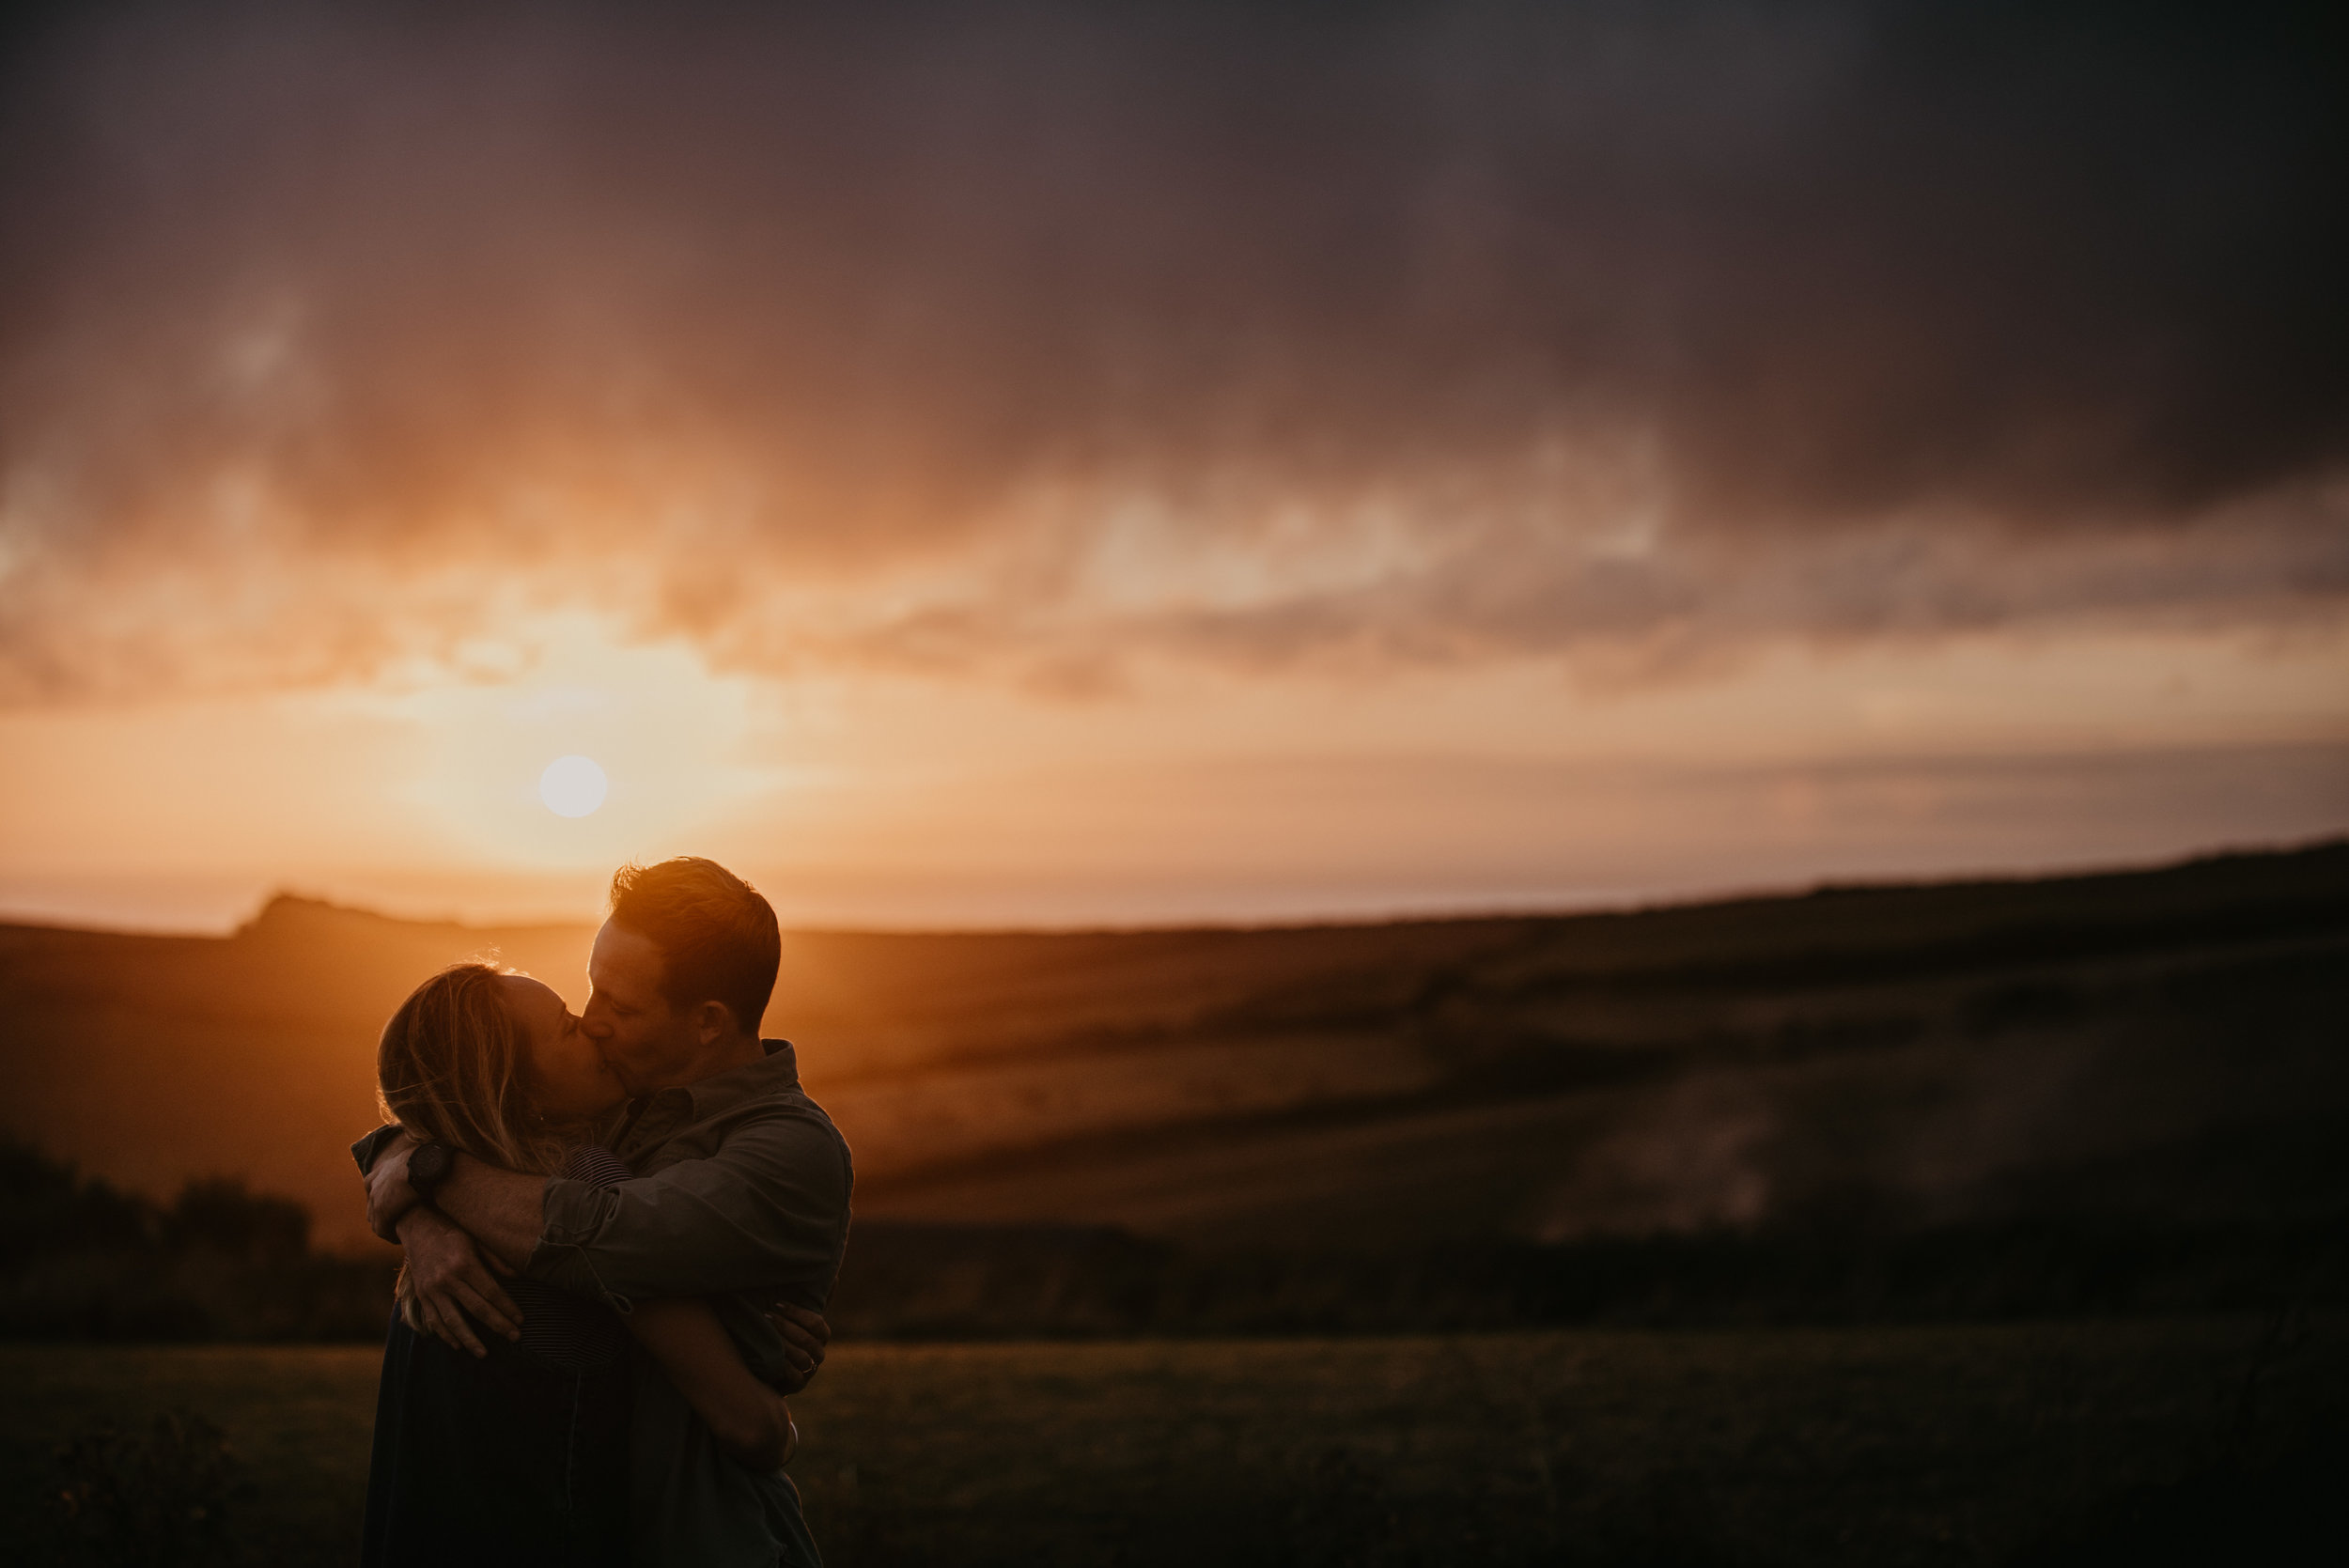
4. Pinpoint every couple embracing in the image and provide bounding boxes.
[353,857,852,1568]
